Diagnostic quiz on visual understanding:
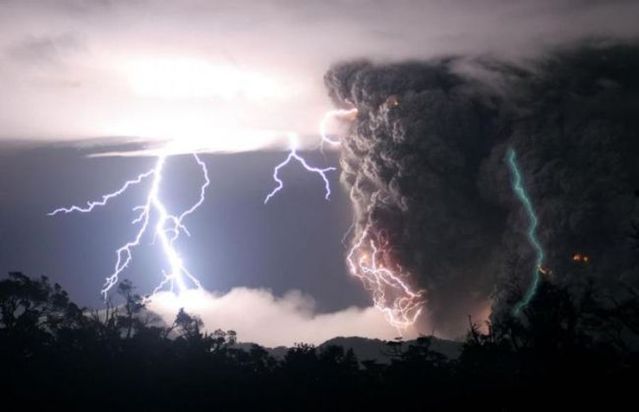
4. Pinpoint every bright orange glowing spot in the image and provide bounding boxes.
[572,253,590,264]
